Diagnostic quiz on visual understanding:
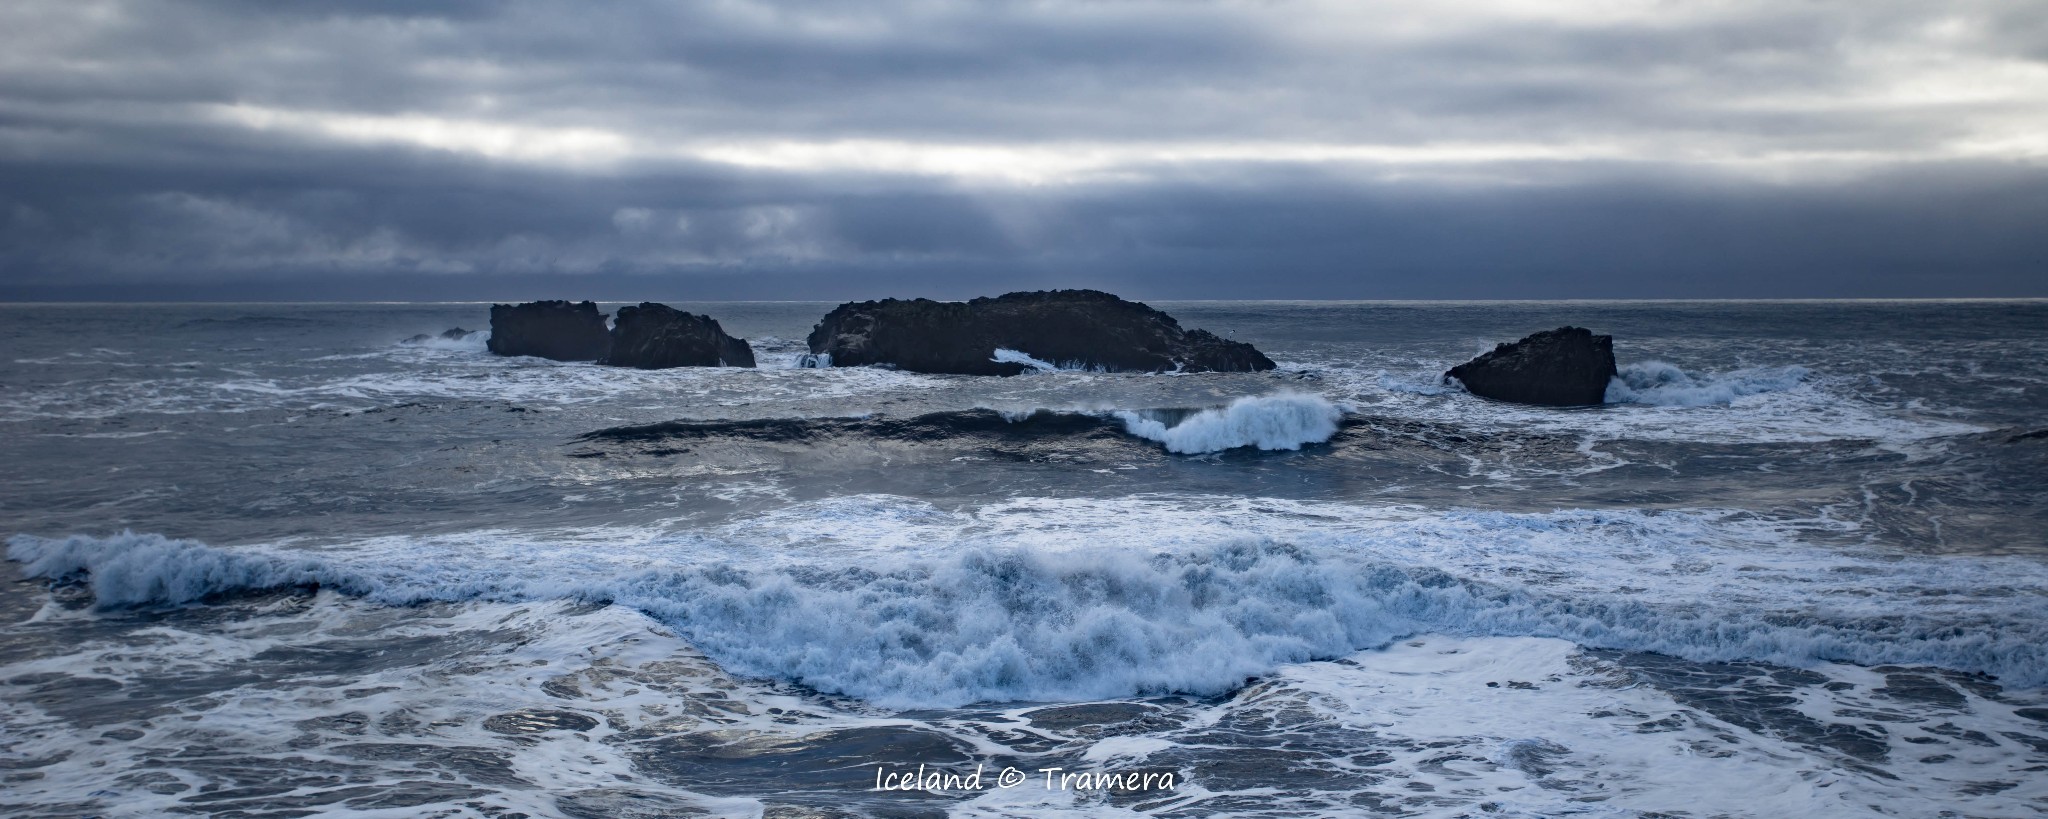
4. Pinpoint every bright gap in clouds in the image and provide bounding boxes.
[207,101,2048,186]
